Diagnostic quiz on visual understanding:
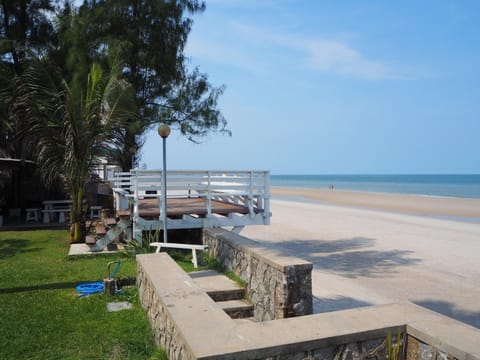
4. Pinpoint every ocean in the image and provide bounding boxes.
[270,174,480,199]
